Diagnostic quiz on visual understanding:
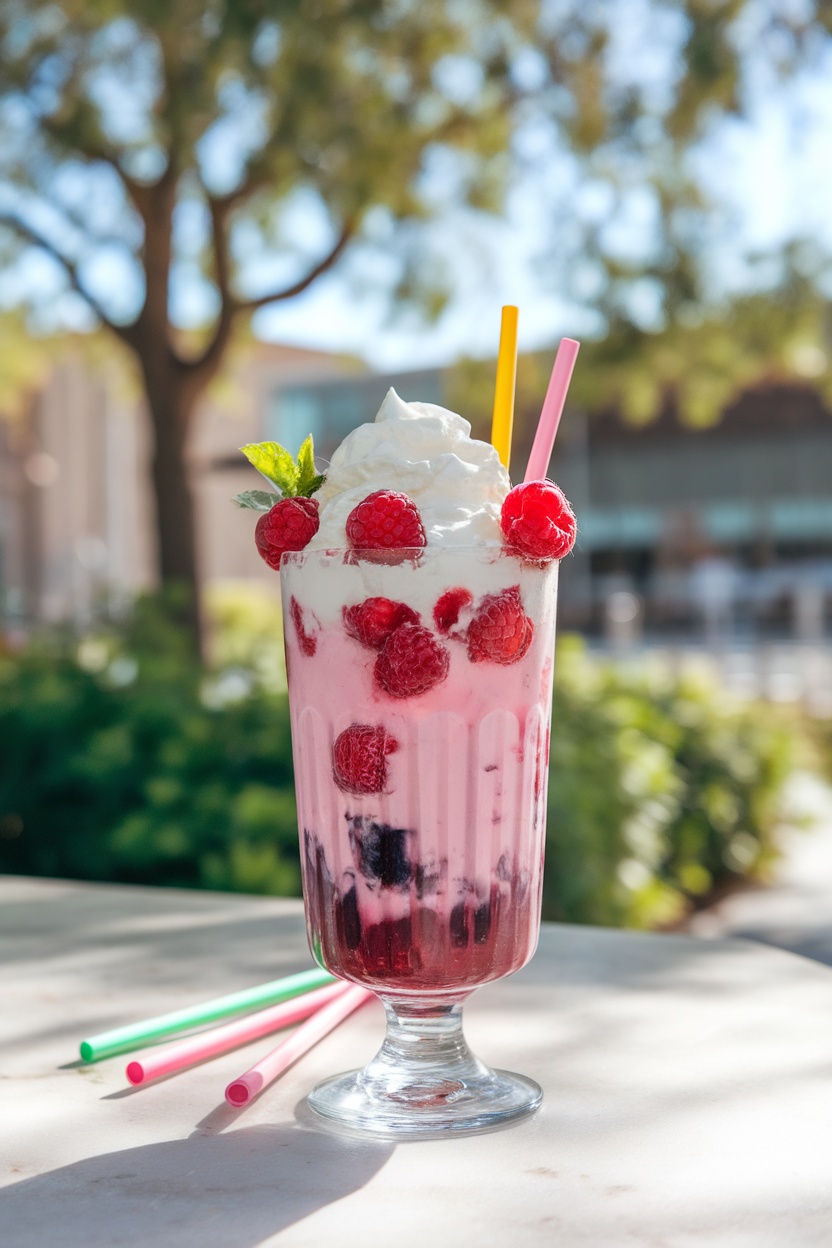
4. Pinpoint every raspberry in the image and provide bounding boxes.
[500,481,576,561]
[467,586,533,665]
[290,596,318,657]
[343,597,420,650]
[255,497,320,570]
[345,490,426,563]
[375,624,450,698]
[332,724,398,795]
[433,587,473,634]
